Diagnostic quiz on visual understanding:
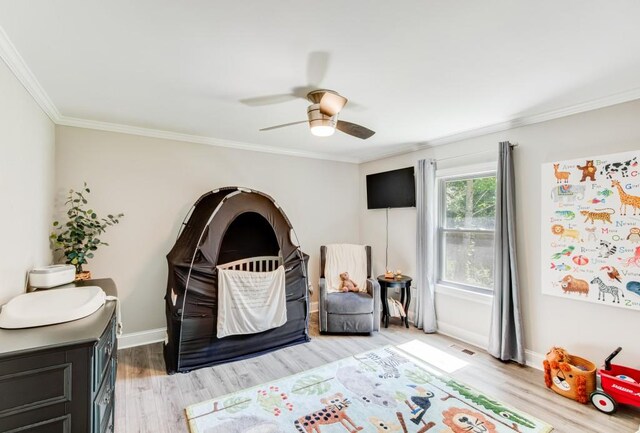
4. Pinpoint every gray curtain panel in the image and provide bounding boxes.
[488,141,525,364]
[415,159,438,333]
